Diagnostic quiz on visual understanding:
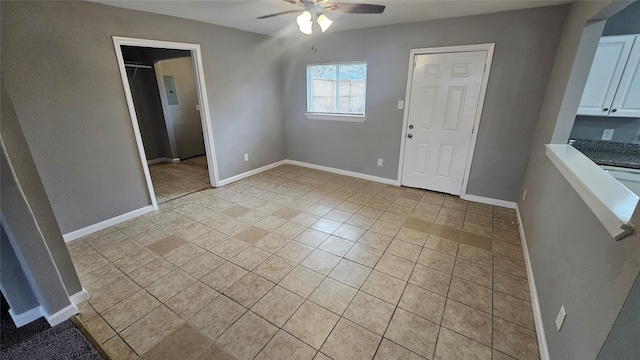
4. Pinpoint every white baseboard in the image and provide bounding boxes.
[43,303,79,327]
[285,160,398,186]
[147,157,179,165]
[9,306,43,328]
[516,205,550,360]
[63,205,155,243]
[461,194,517,209]
[69,288,90,305]
[219,160,289,186]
